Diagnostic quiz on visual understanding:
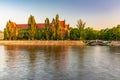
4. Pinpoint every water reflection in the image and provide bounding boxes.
[0,46,7,78]
[4,45,70,80]
[0,46,120,80]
